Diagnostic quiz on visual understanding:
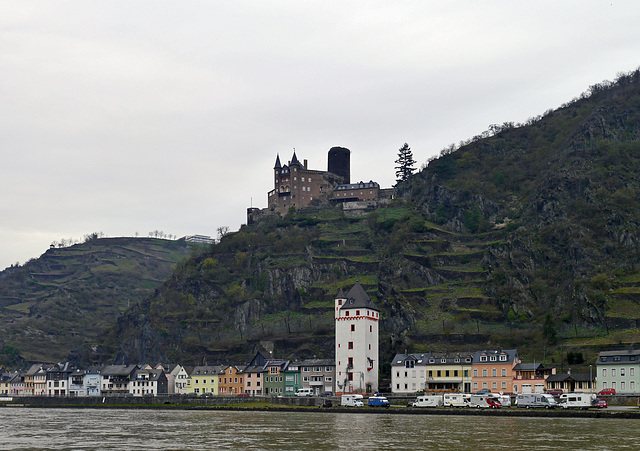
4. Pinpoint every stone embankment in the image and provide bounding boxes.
[2,395,640,418]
